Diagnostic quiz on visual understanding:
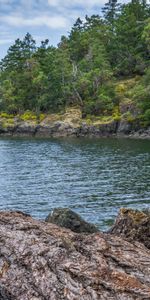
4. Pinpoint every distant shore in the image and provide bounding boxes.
[0,108,150,139]
[0,119,150,140]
